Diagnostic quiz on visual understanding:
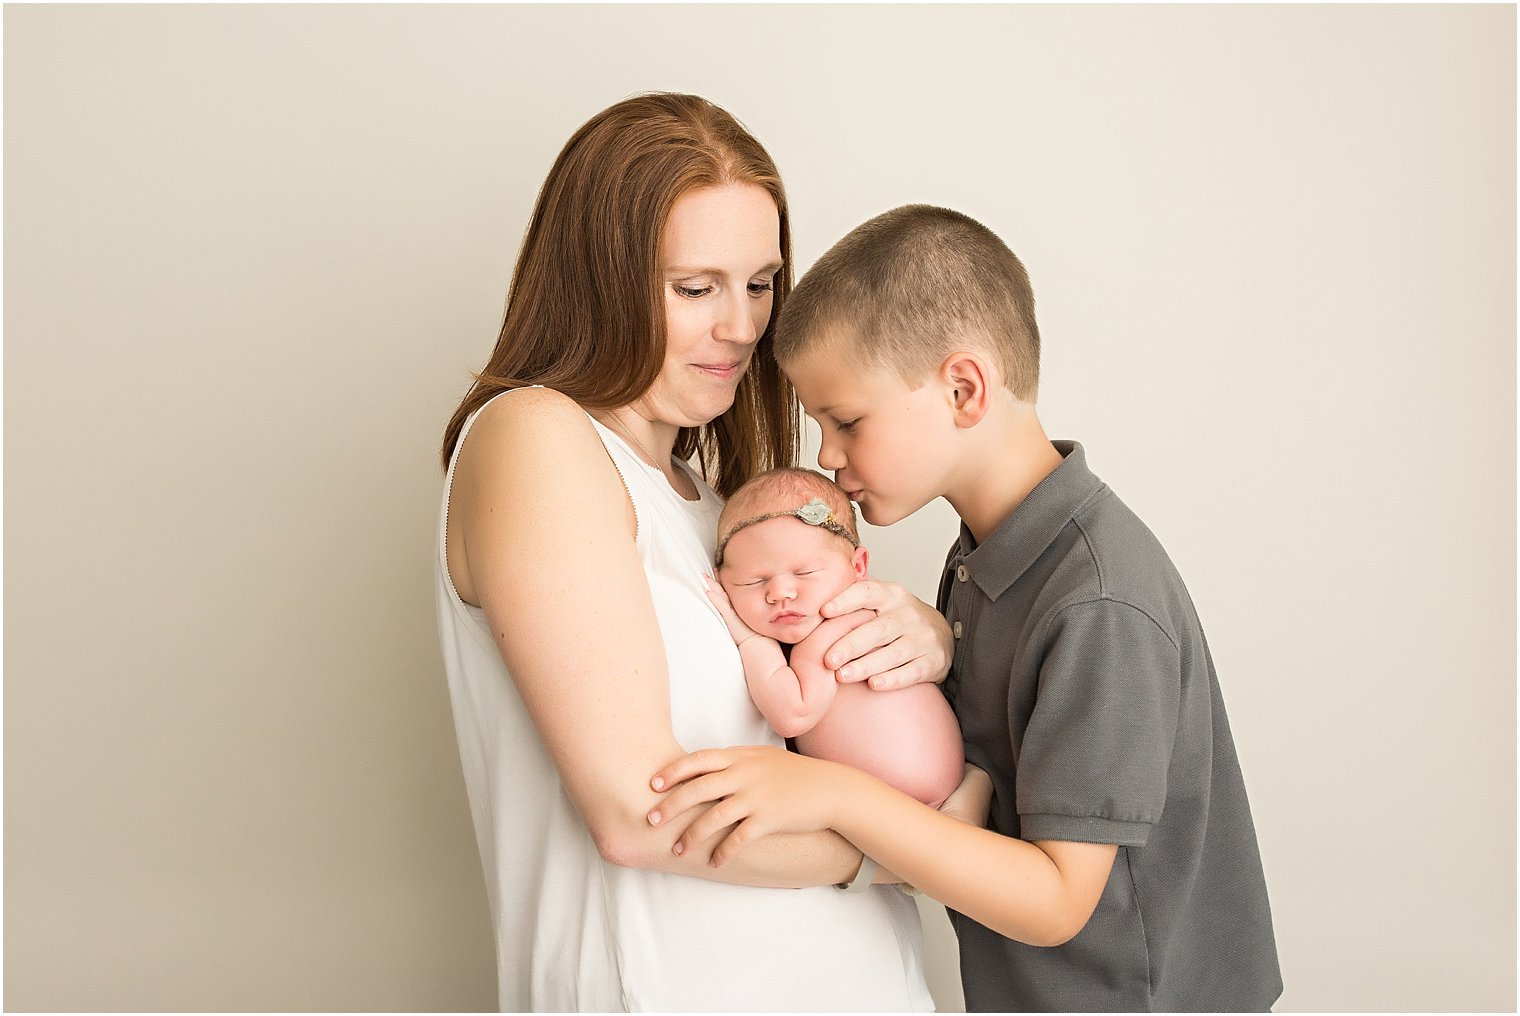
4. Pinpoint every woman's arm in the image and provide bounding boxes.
[649,746,1117,945]
[450,388,860,886]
